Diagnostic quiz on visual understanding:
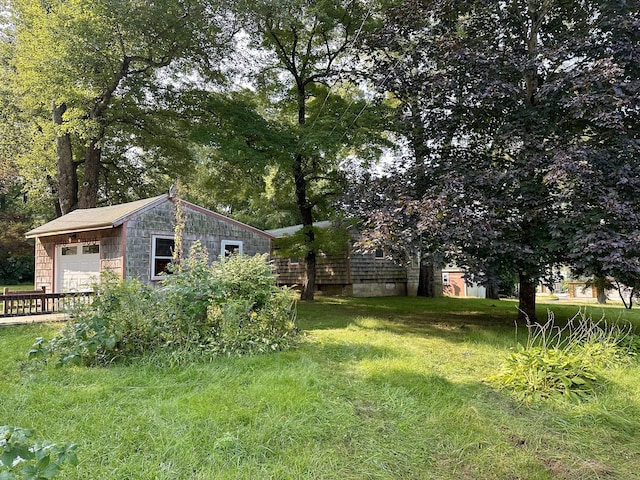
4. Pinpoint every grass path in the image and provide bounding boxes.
[1,296,639,479]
